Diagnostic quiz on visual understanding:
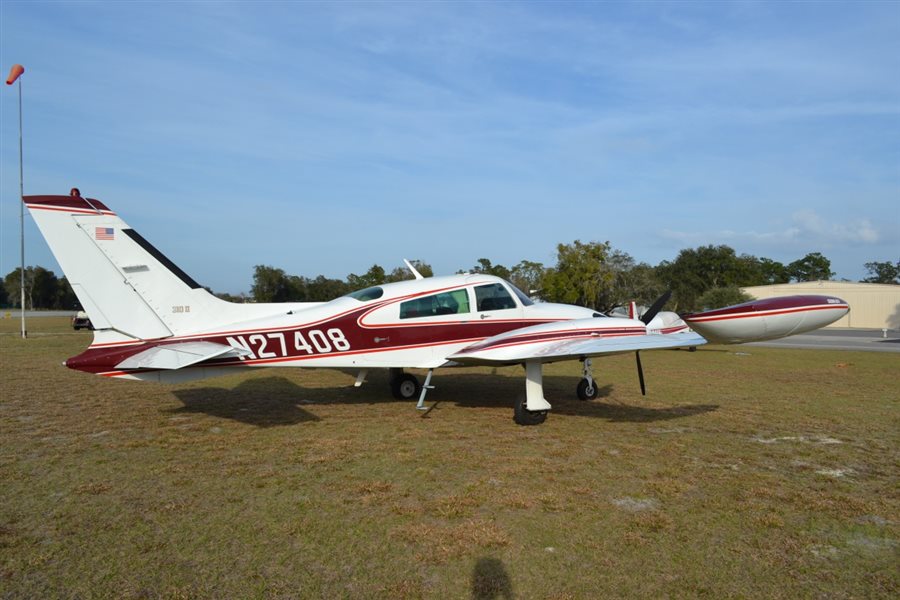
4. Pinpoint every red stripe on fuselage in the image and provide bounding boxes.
[65,305,560,374]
